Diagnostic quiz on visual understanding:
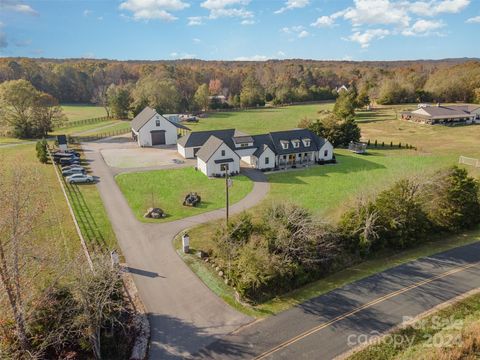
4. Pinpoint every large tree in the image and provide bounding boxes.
[240,74,265,108]
[194,83,210,111]
[107,84,131,119]
[303,112,361,147]
[132,73,181,114]
[0,79,64,138]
